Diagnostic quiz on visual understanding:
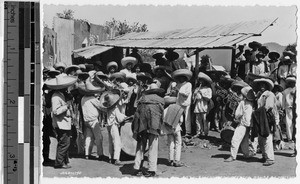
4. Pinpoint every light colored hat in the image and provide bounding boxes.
[78,64,86,70]
[96,71,108,79]
[65,65,80,74]
[286,75,296,83]
[110,72,126,82]
[121,57,138,67]
[253,78,274,91]
[126,74,137,83]
[99,89,122,111]
[44,75,77,90]
[241,86,255,101]
[172,69,193,81]
[145,83,165,96]
[53,62,66,70]
[119,82,130,93]
[197,72,212,83]
[106,61,118,71]
[78,77,105,95]
[152,49,166,59]
[231,80,249,92]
